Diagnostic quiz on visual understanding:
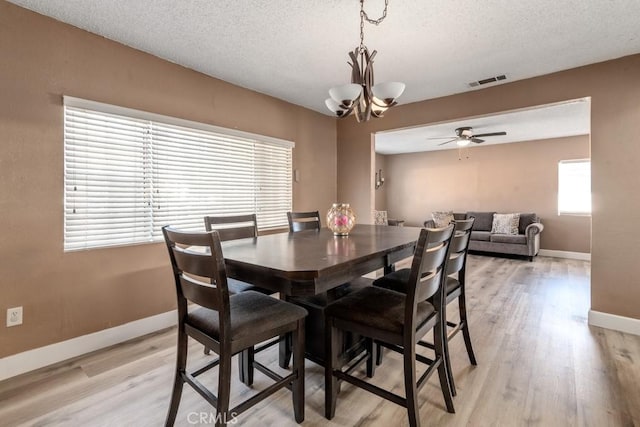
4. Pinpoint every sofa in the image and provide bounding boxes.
[425,212,544,261]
